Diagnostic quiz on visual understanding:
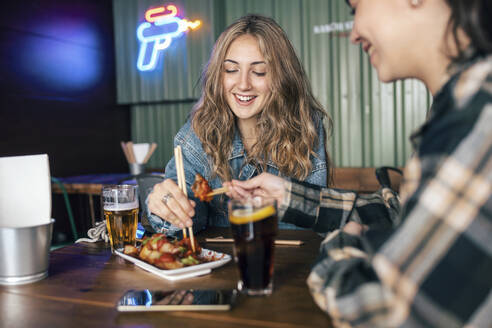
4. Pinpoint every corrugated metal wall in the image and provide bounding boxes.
[113,0,430,170]
[131,102,194,168]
